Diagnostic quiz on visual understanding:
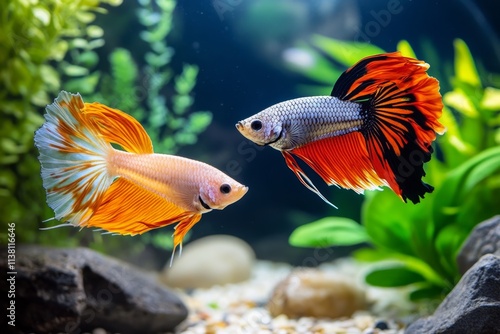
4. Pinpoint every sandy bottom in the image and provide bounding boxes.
[174,259,425,334]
